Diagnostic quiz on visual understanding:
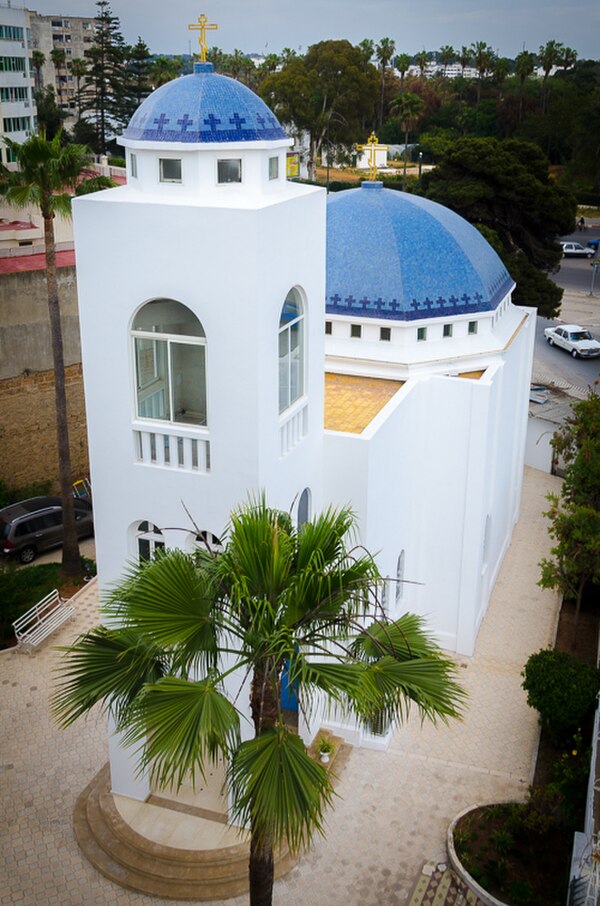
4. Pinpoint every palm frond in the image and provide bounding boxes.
[123,675,241,790]
[351,613,445,662]
[365,655,466,725]
[228,727,334,852]
[52,626,166,727]
[103,550,222,669]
